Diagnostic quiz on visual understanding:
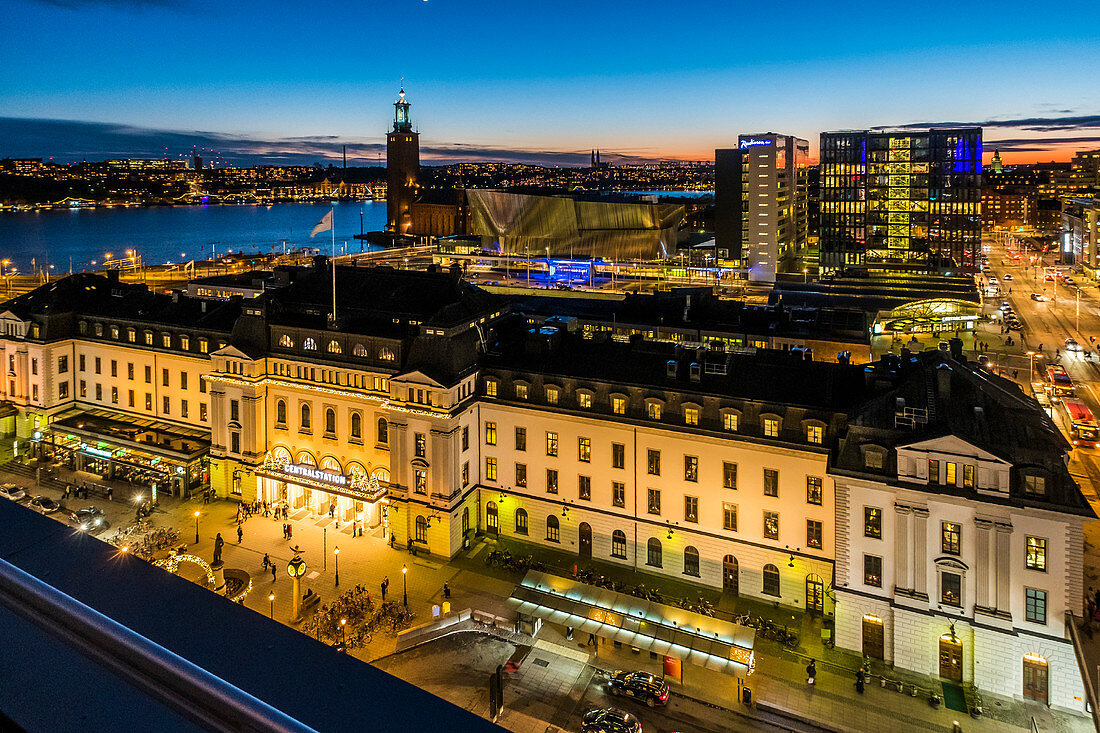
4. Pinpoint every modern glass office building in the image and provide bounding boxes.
[819,128,982,275]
